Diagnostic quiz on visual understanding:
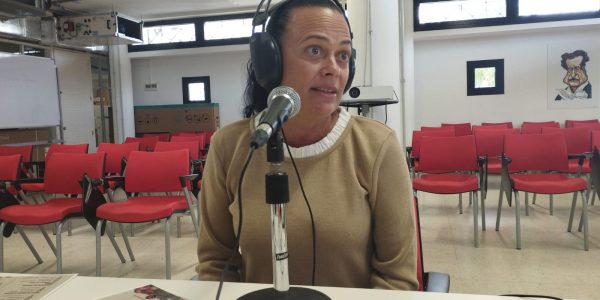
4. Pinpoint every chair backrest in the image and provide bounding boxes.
[97,142,140,175]
[474,129,520,157]
[504,133,568,173]
[0,145,33,163]
[44,152,105,194]
[572,122,600,130]
[541,127,592,155]
[441,123,472,136]
[142,133,171,142]
[170,135,206,152]
[154,141,200,160]
[410,129,455,159]
[124,150,190,193]
[0,154,22,181]
[481,122,513,128]
[521,121,560,134]
[46,143,89,162]
[124,136,160,151]
[418,135,478,172]
[203,131,215,145]
[565,119,598,128]
[592,130,600,148]
[421,126,455,134]
[472,124,516,132]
